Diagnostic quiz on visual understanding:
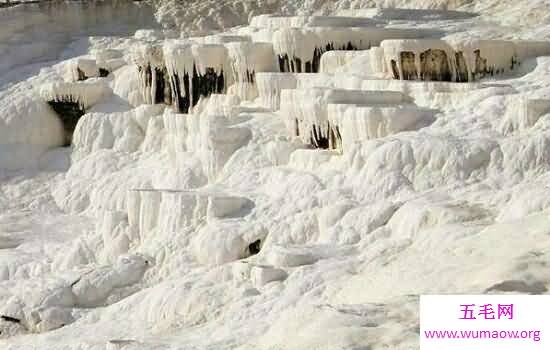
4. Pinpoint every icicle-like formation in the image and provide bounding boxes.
[132,42,172,105]
[499,98,550,135]
[255,73,338,110]
[162,109,189,157]
[164,41,228,113]
[256,73,486,112]
[256,73,298,110]
[280,88,407,148]
[225,42,278,100]
[40,80,110,145]
[40,80,110,110]
[272,27,437,73]
[380,39,550,82]
[186,112,252,181]
[127,189,252,242]
[180,94,248,181]
[327,104,436,152]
